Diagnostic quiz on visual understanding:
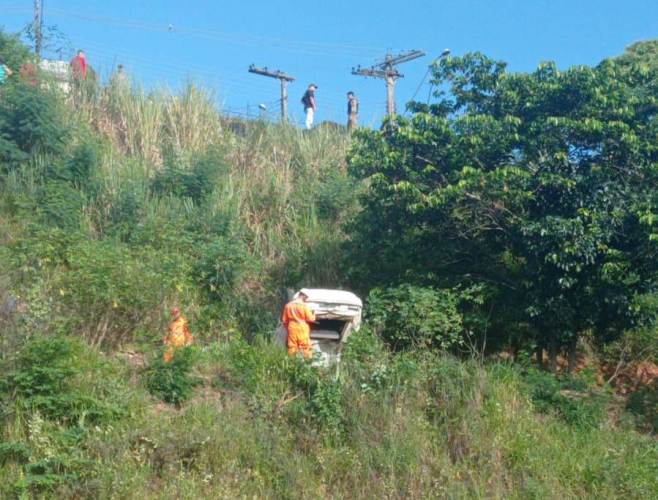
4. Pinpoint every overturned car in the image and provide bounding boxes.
[275,288,363,365]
